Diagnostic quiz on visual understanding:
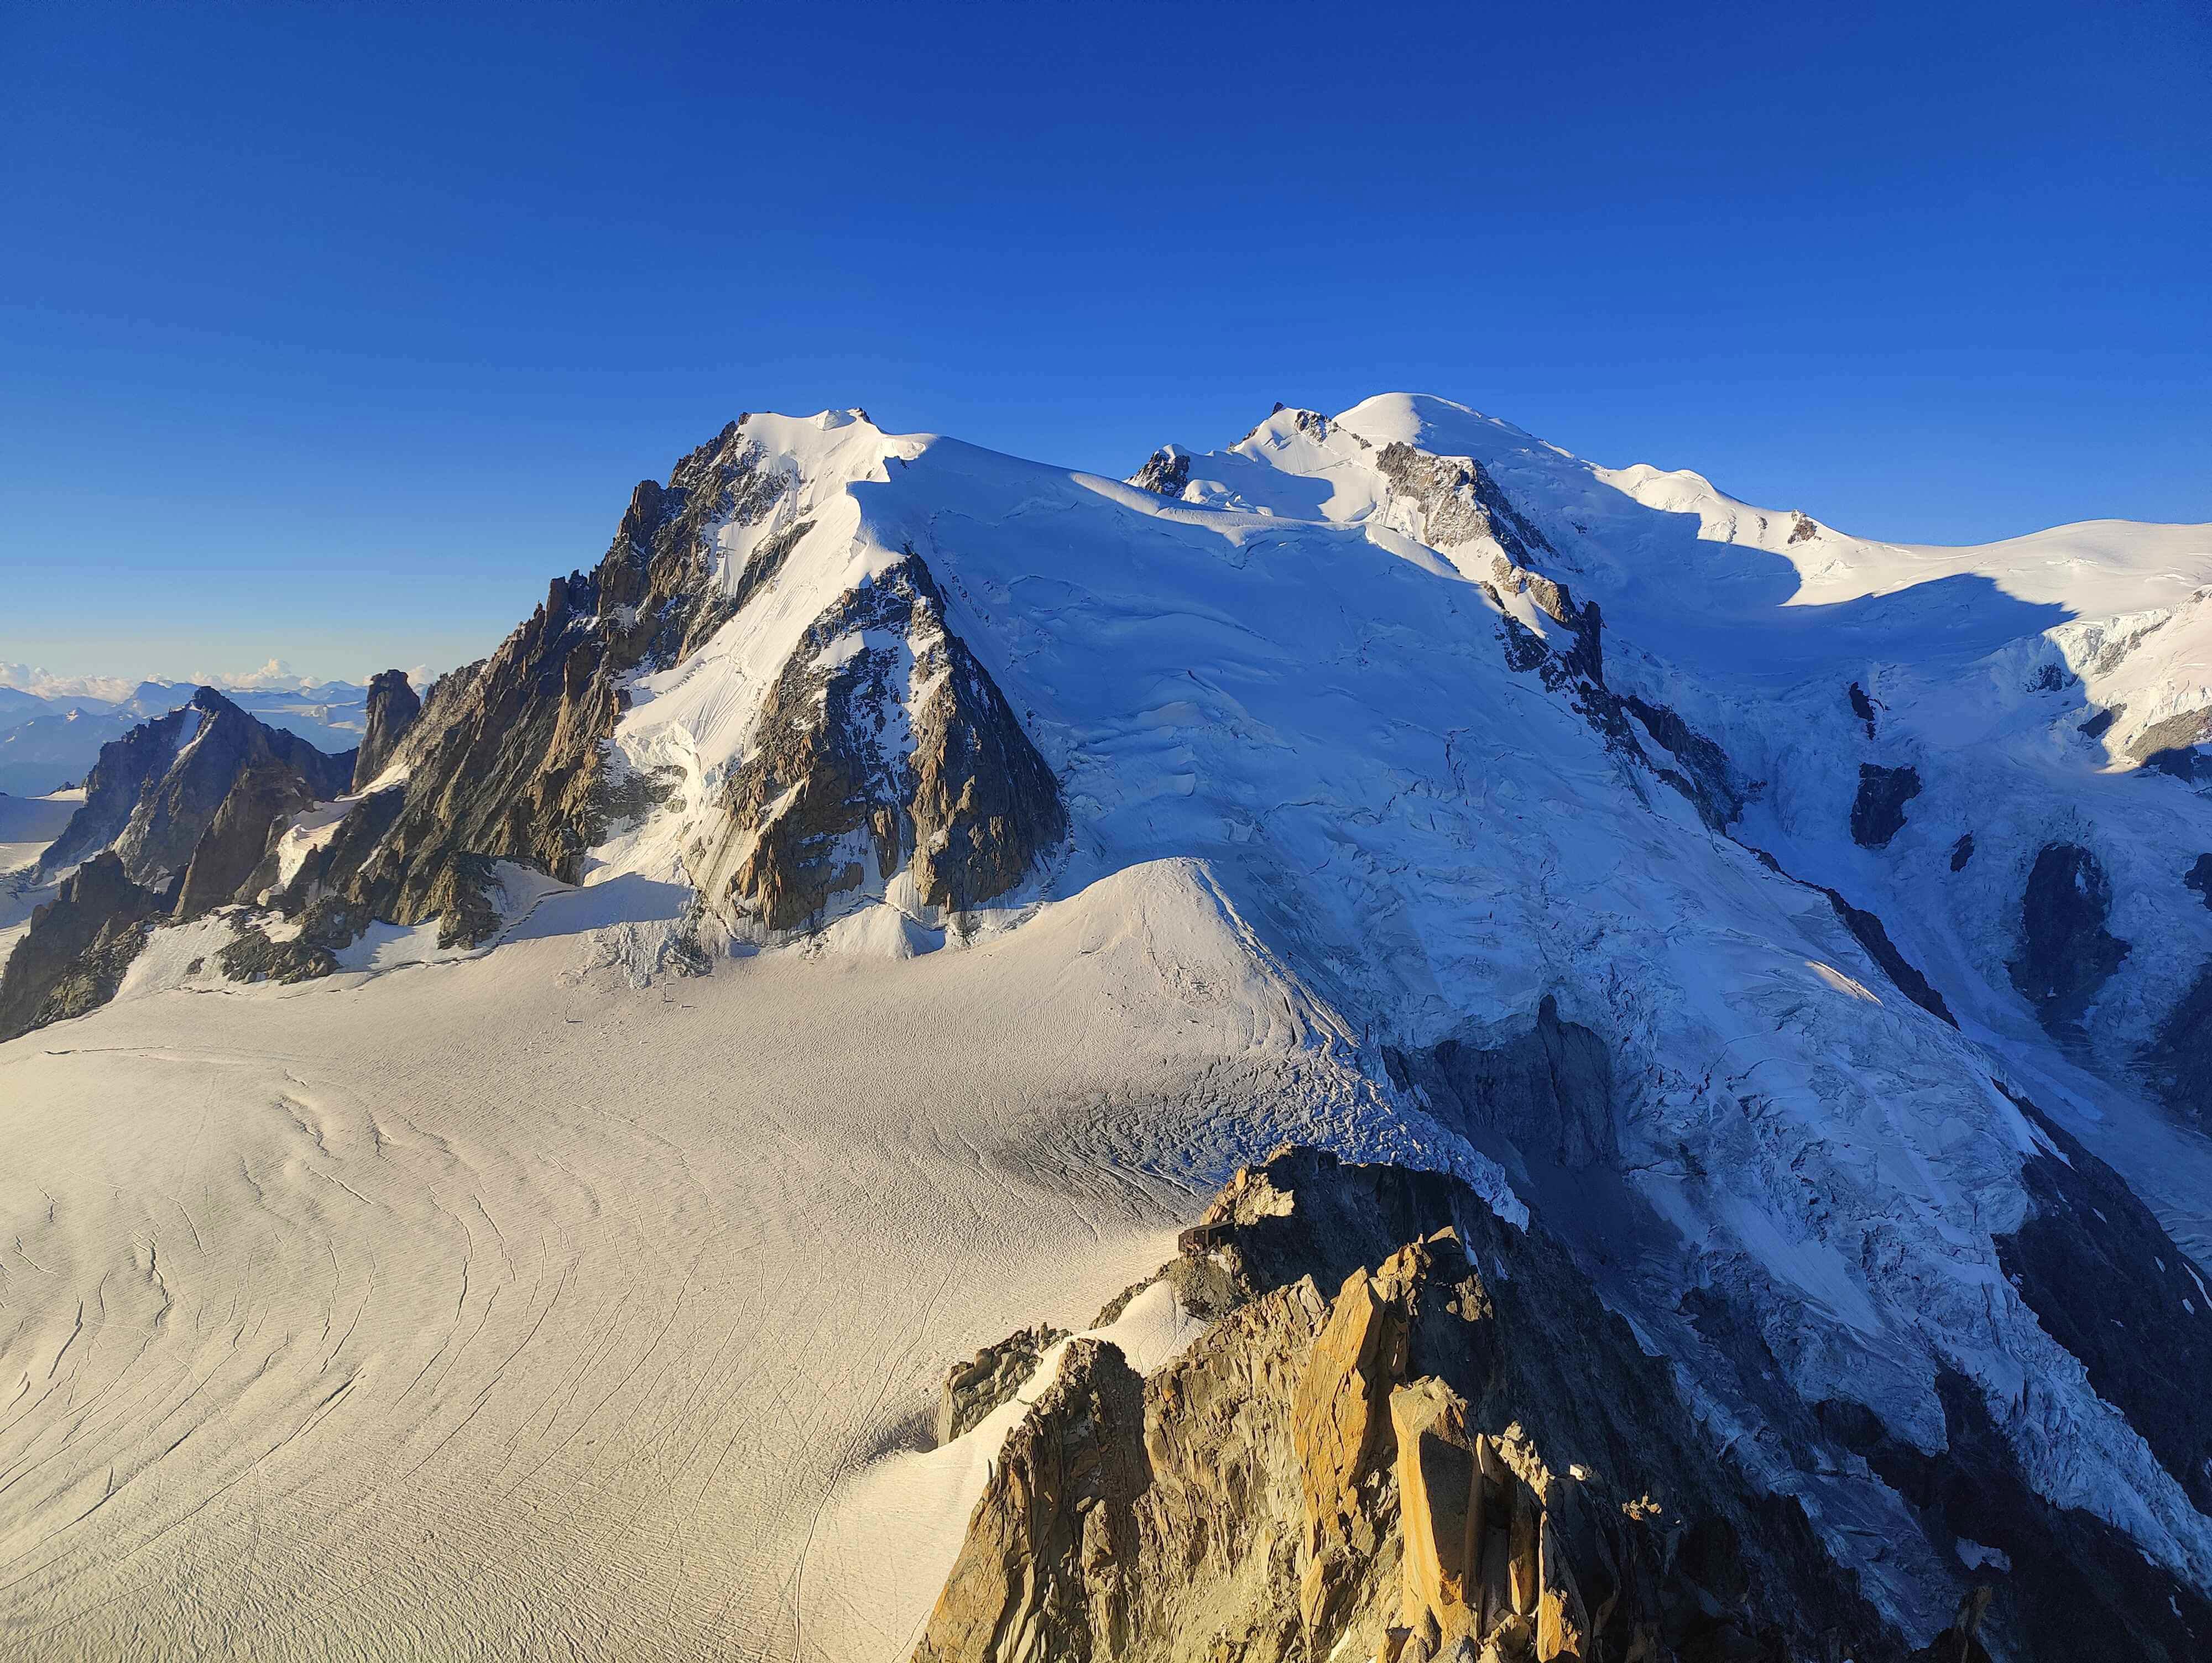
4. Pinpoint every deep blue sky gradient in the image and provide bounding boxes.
[3,1,2206,683]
